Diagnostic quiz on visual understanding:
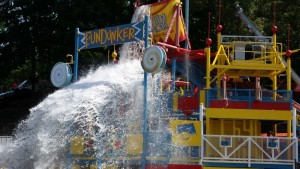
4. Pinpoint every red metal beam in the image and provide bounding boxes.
[156,42,214,63]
